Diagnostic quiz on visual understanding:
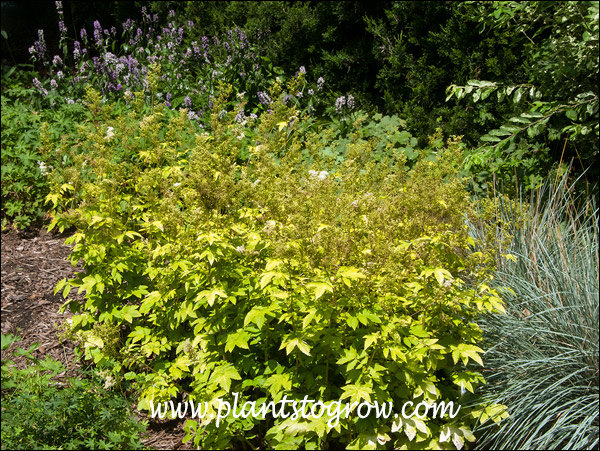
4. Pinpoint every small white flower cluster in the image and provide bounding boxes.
[98,369,116,390]
[103,51,118,65]
[262,220,277,235]
[309,169,329,180]
[38,161,48,175]
[104,126,115,141]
